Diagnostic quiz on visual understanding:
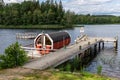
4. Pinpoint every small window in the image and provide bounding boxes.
[45,36,51,45]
